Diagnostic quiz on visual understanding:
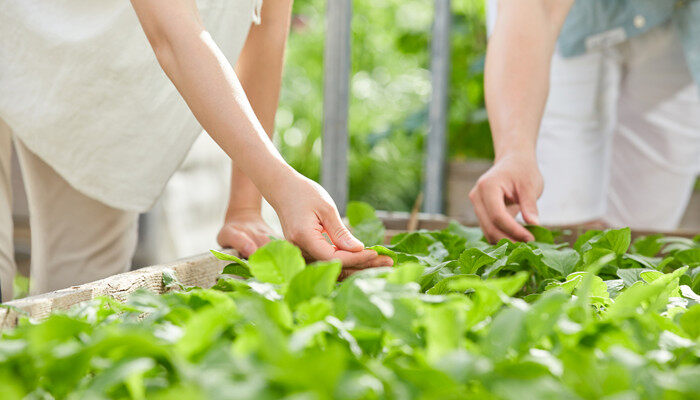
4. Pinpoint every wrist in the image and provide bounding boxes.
[494,140,537,163]
[225,204,262,221]
[227,164,263,221]
[251,159,304,211]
